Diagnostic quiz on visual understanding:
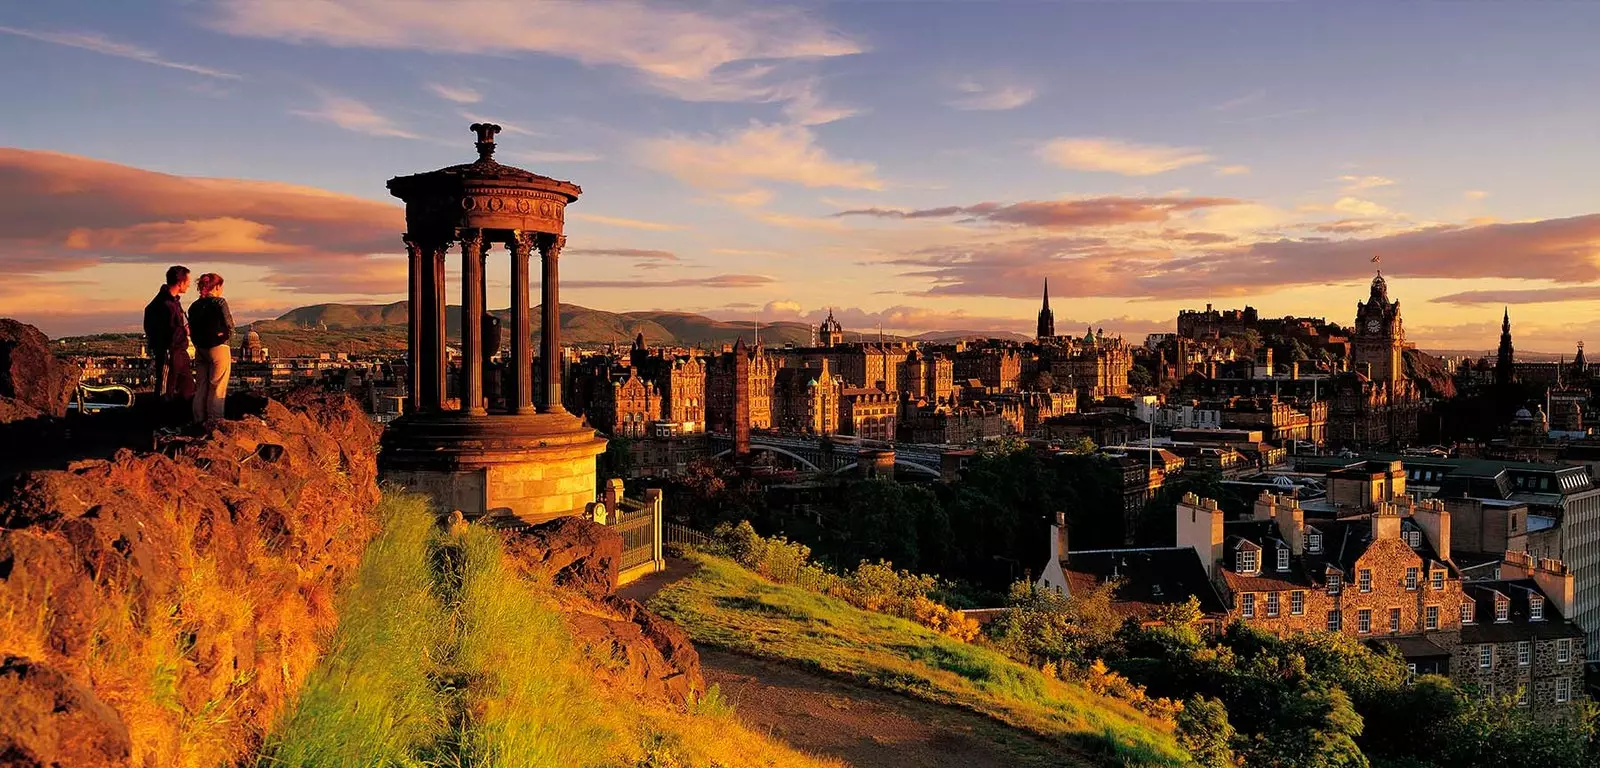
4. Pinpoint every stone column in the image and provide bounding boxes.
[460,228,486,415]
[510,231,535,414]
[403,236,423,413]
[430,243,448,410]
[538,233,566,413]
